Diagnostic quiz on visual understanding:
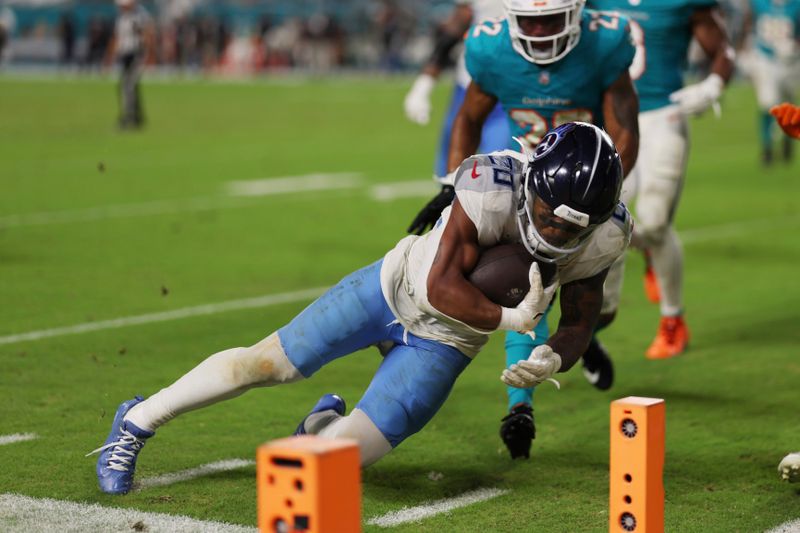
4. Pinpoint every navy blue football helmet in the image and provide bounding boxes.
[517,121,623,262]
